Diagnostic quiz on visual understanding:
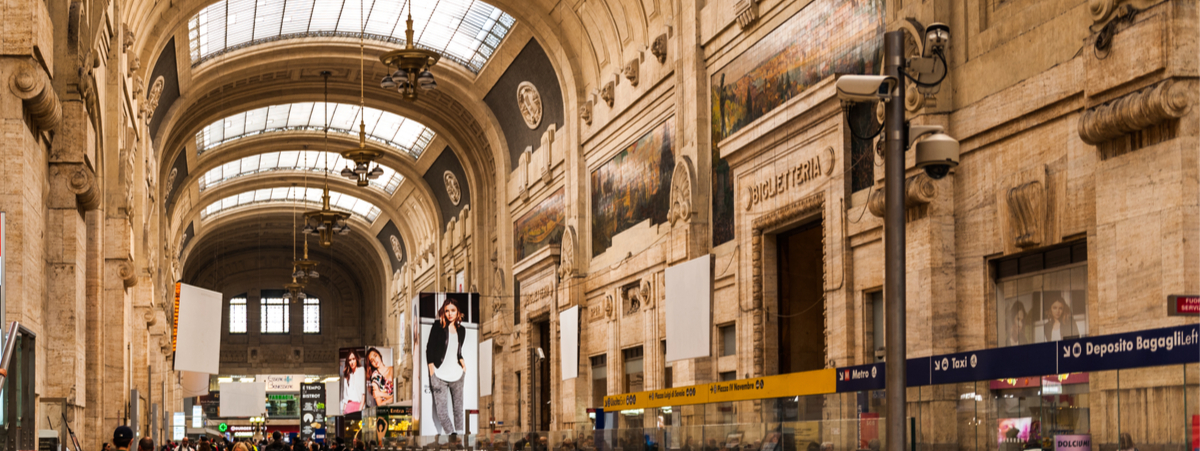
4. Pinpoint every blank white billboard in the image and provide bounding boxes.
[325,380,341,416]
[219,382,266,417]
[559,306,579,380]
[173,283,222,373]
[479,339,493,396]
[666,255,712,362]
